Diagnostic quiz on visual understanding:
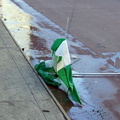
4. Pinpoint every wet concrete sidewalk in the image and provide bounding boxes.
[0,19,69,120]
